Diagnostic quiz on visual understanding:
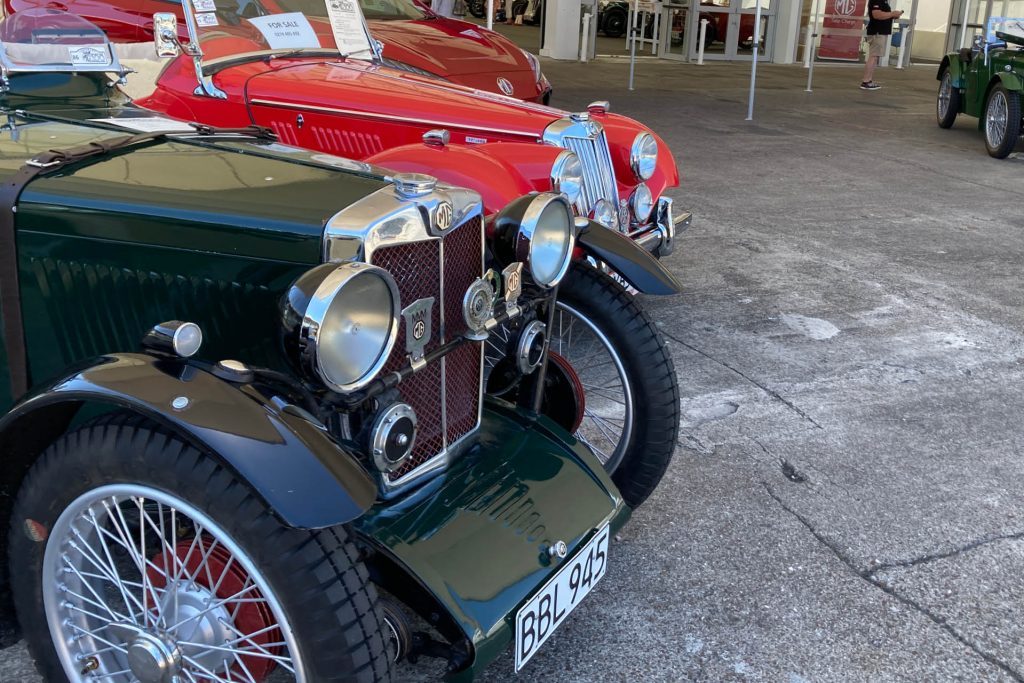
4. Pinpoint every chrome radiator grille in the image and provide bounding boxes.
[562,131,618,216]
[369,216,484,483]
